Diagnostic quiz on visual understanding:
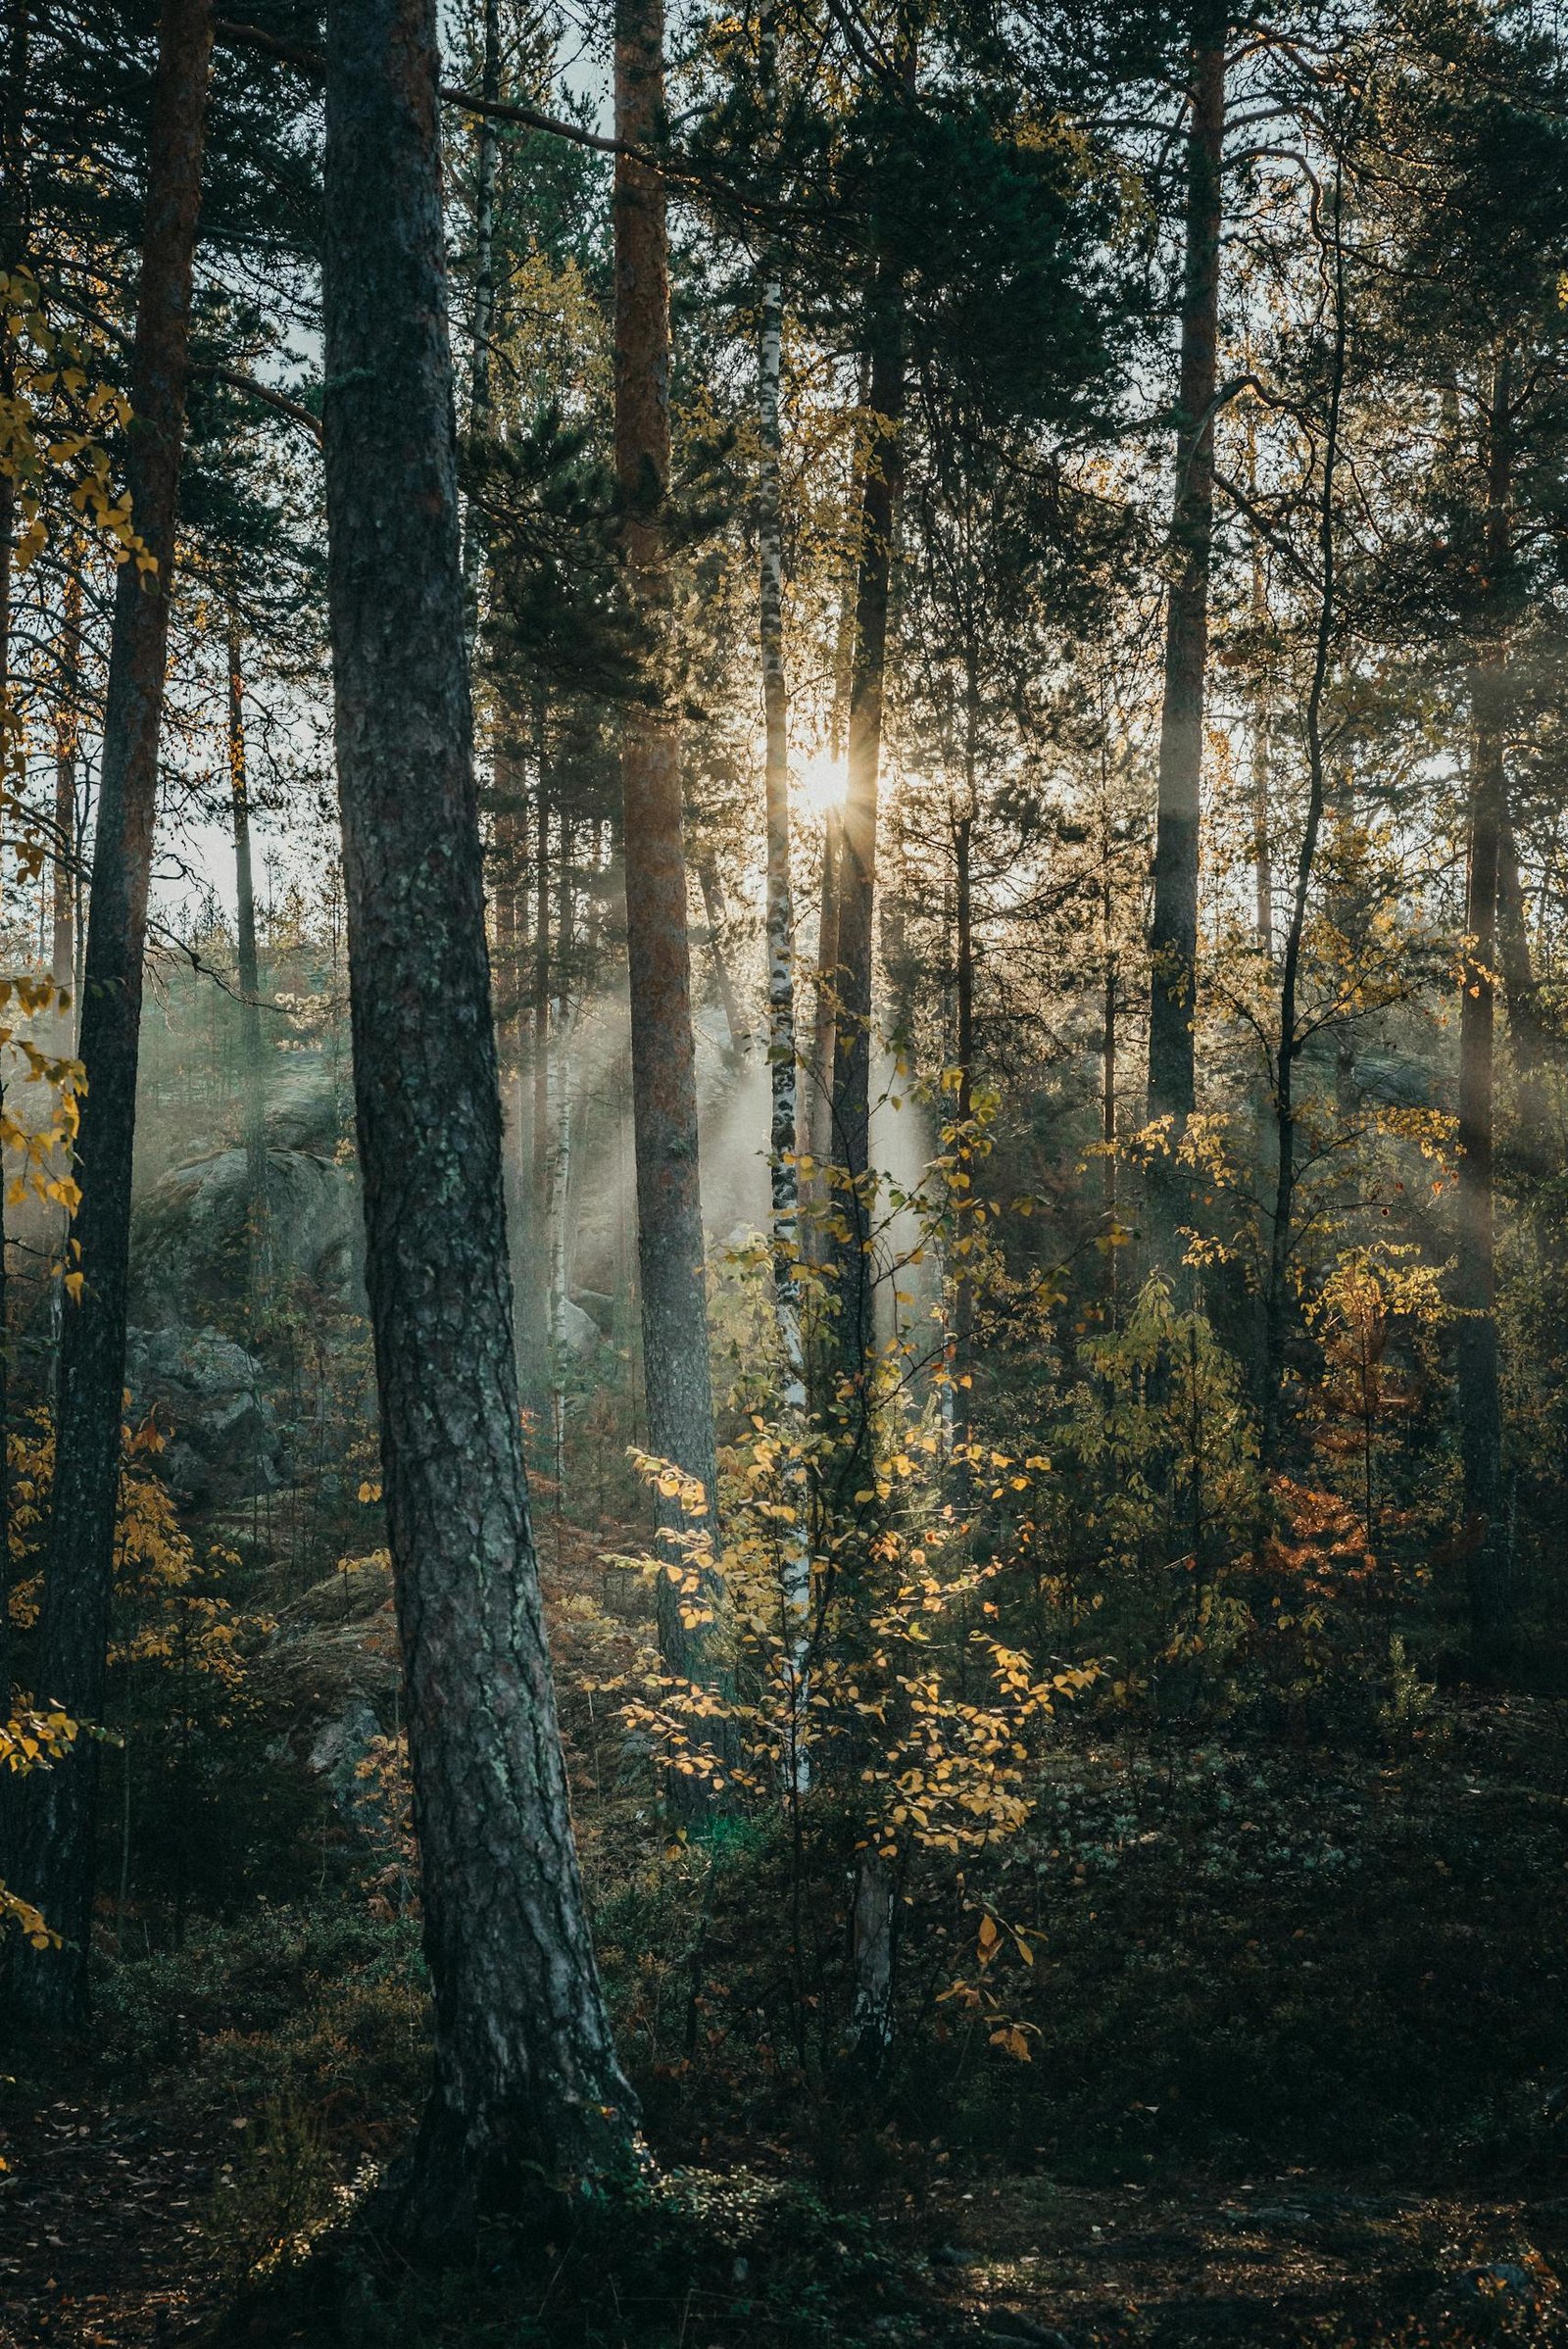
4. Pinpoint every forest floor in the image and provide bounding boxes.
[9,1514,1568,2349]
[5,2088,1568,2348]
